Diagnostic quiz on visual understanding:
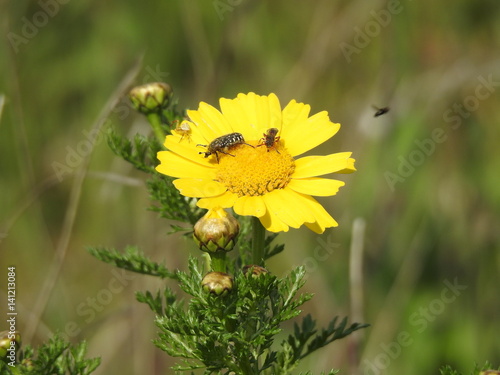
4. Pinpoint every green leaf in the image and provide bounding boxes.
[86,245,177,279]
[1,334,101,375]
[107,127,161,173]
[147,173,205,226]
